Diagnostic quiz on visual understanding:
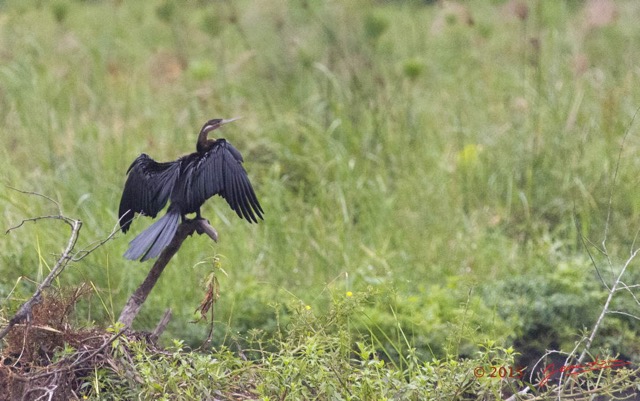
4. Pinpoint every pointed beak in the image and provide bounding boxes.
[220,117,242,125]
